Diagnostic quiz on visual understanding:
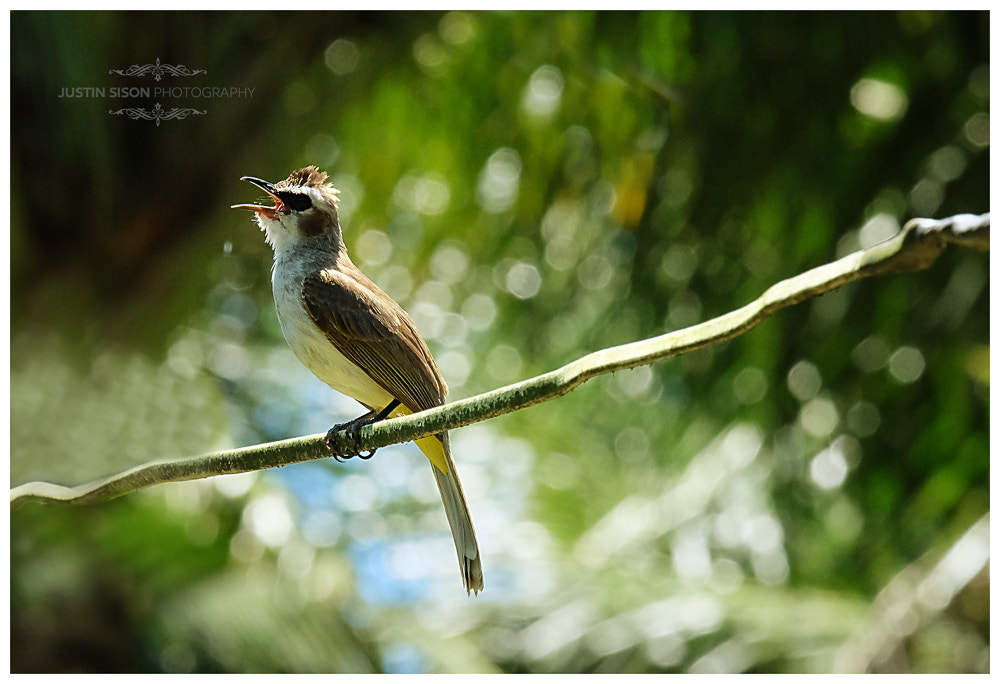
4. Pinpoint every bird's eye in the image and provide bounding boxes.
[278,192,313,212]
